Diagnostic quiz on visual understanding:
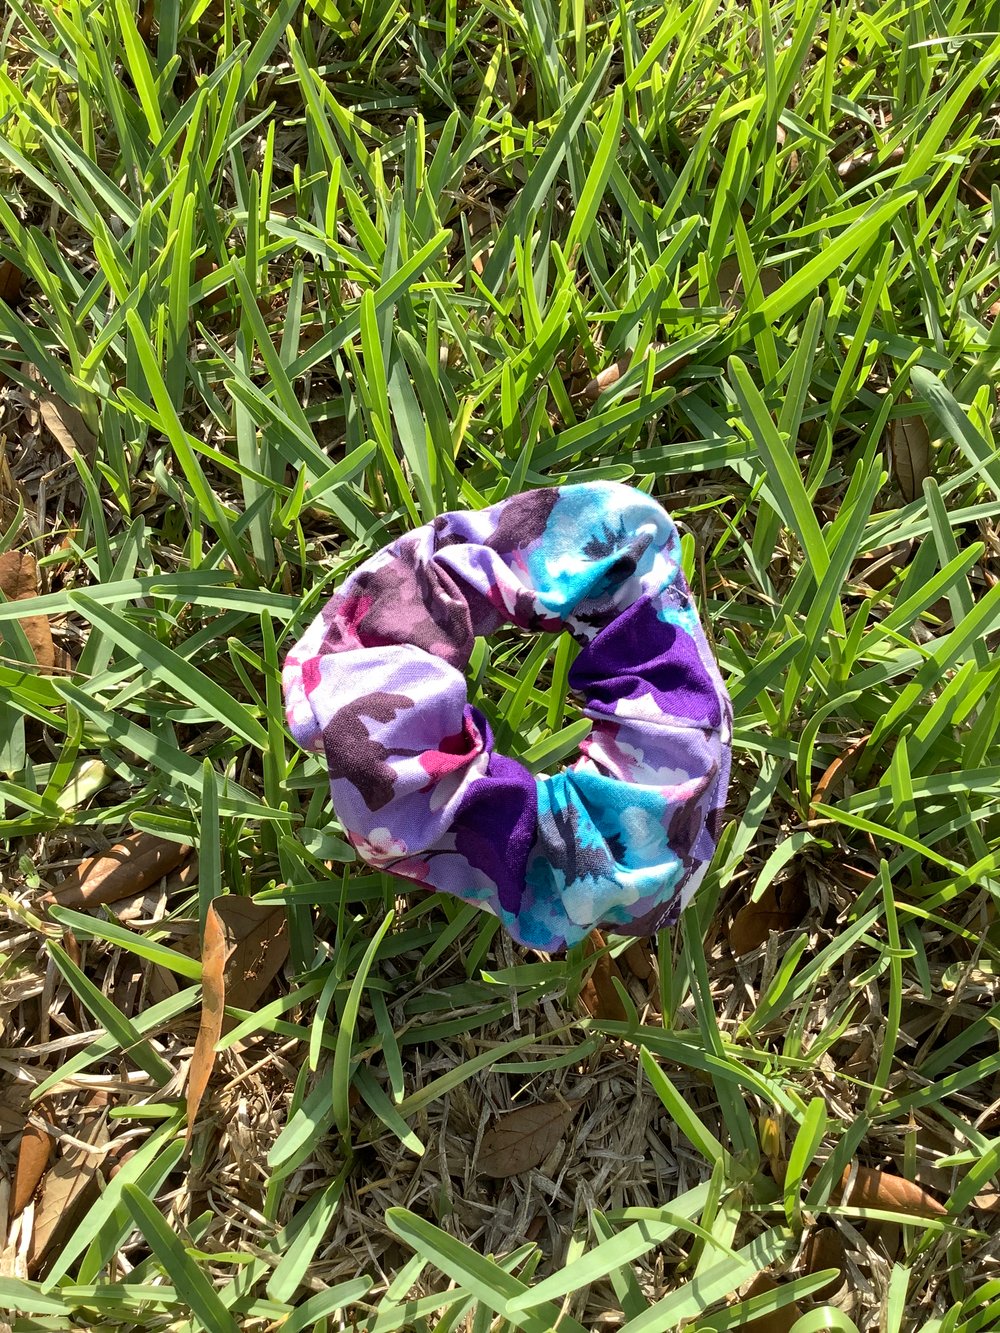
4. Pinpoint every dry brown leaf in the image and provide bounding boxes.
[973,1188,1000,1212]
[10,1116,53,1222]
[579,355,633,403]
[728,879,807,956]
[0,1084,29,1137]
[146,963,181,1006]
[186,896,289,1136]
[850,540,915,593]
[137,0,155,41]
[38,395,96,464]
[116,855,199,923]
[60,930,86,1028]
[46,833,191,910]
[888,415,931,503]
[844,1028,875,1073]
[193,257,230,310]
[186,900,226,1139]
[712,257,784,307]
[778,1160,947,1219]
[810,735,869,811]
[836,144,905,183]
[0,550,54,670]
[735,1274,803,1333]
[622,939,654,981]
[476,1099,579,1179]
[574,344,690,403]
[579,930,627,1021]
[800,1225,847,1301]
[0,260,24,305]
[213,896,289,1014]
[29,1107,108,1273]
[831,1164,947,1218]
